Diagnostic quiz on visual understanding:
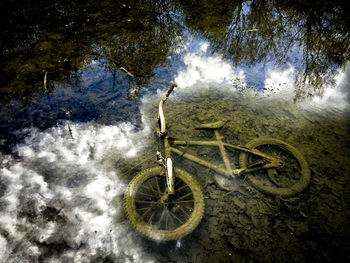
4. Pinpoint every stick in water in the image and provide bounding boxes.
[44,71,48,91]
[119,67,134,77]
[67,123,74,140]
